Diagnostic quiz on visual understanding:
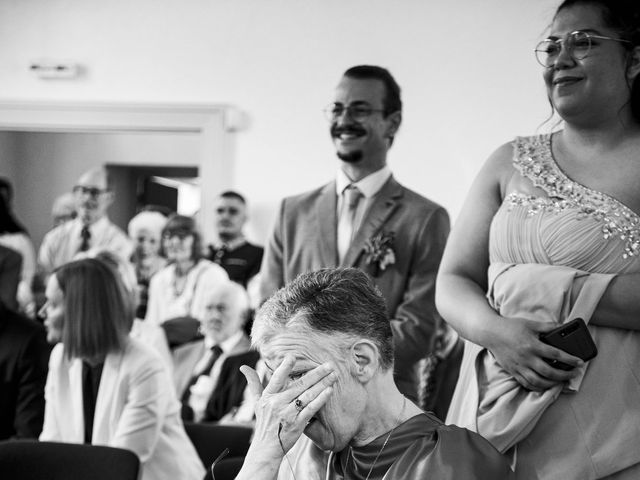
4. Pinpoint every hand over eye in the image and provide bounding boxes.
[240,356,337,456]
